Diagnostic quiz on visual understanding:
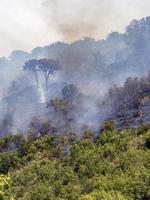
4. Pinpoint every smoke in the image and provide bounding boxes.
[38,87,47,103]
[42,0,150,42]
[1,14,150,136]
[42,0,117,42]
[1,0,150,56]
